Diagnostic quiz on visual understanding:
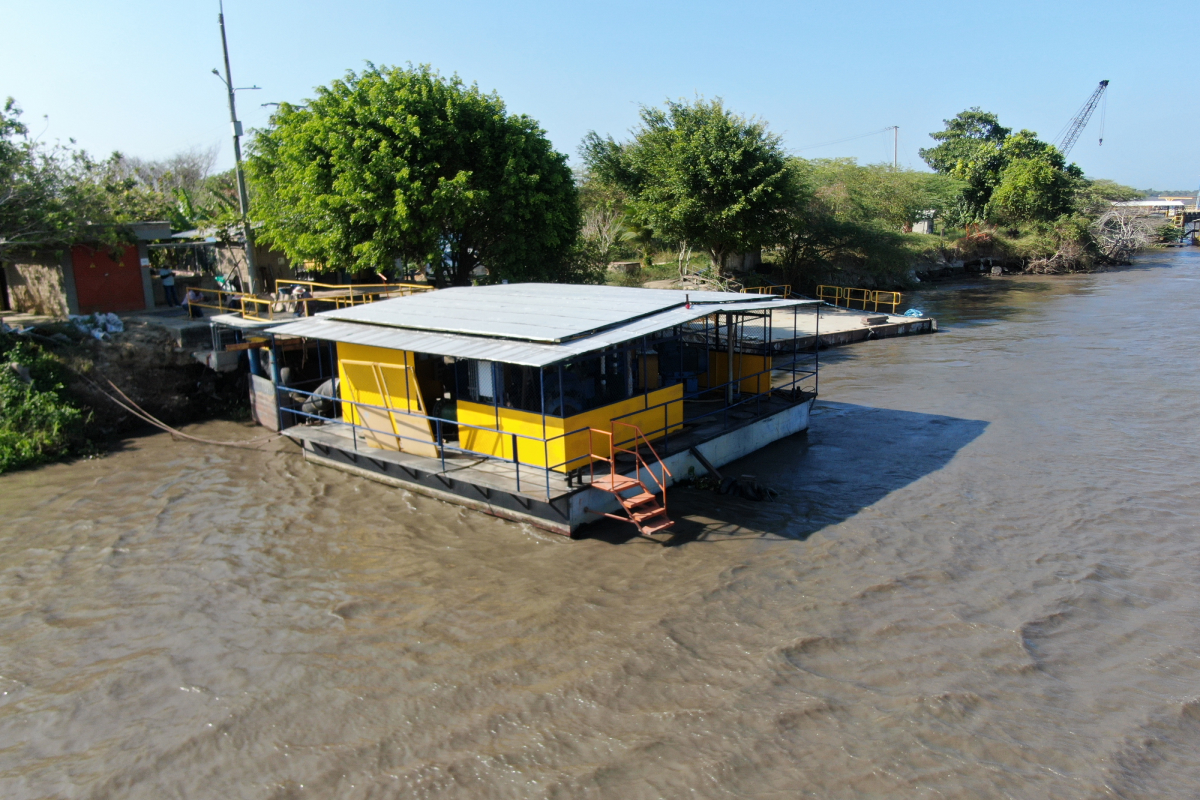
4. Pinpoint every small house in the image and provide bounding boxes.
[2,222,172,317]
